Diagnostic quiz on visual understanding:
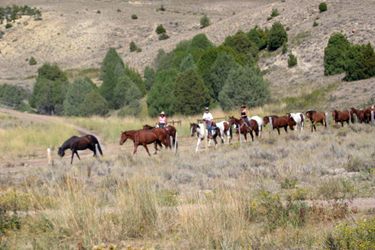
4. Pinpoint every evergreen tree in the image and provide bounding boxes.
[63,78,93,116]
[346,43,375,81]
[124,66,146,95]
[30,63,68,115]
[247,27,267,50]
[0,84,23,109]
[268,21,288,51]
[206,53,239,100]
[200,15,210,28]
[144,66,156,91]
[324,33,351,76]
[99,48,124,105]
[218,66,271,111]
[113,75,133,109]
[147,69,178,117]
[80,90,109,117]
[180,54,197,72]
[173,69,211,115]
[187,33,215,61]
